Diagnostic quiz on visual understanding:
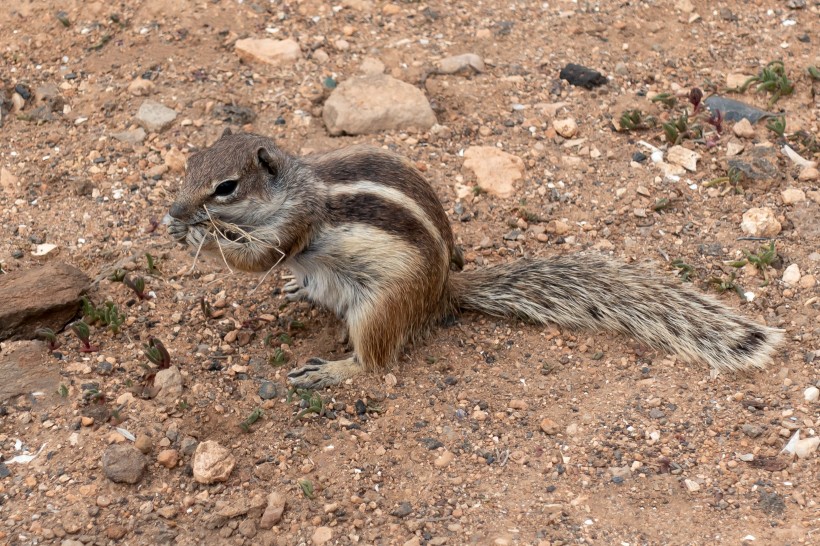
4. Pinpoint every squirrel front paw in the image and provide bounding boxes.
[283,278,311,302]
[287,356,362,389]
